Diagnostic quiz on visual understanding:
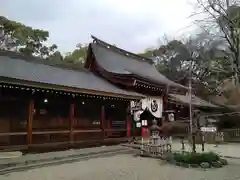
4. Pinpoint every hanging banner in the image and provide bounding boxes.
[136,122,141,128]
[130,100,142,113]
[133,110,143,122]
[141,120,148,126]
[131,97,163,118]
[142,97,163,118]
